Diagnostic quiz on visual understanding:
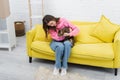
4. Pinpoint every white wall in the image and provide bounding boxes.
[9,0,120,31]
[9,0,29,31]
